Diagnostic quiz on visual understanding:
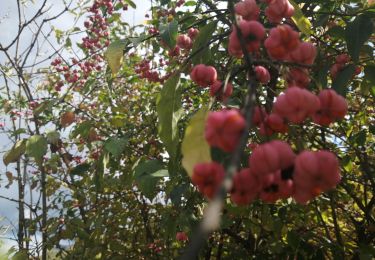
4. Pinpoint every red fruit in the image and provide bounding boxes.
[265,0,294,24]
[205,109,245,152]
[234,0,260,21]
[273,87,320,124]
[265,113,288,133]
[252,106,268,126]
[259,122,274,136]
[249,140,295,177]
[289,42,317,65]
[247,143,258,150]
[187,28,199,40]
[293,150,341,204]
[176,34,193,49]
[255,66,271,84]
[354,66,362,75]
[176,232,188,241]
[312,89,348,126]
[257,111,289,135]
[264,25,300,61]
[209,80,233,101]
[228,20,265,58]
[168,46,181,57]
[192,162,225,199]
[230,168,259,205]
[84,21,91,28]
[330,63,343,79]
[335,54,350,64]
[190,64,217,87]
[259,170,294,202]
[286,68,310,88]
